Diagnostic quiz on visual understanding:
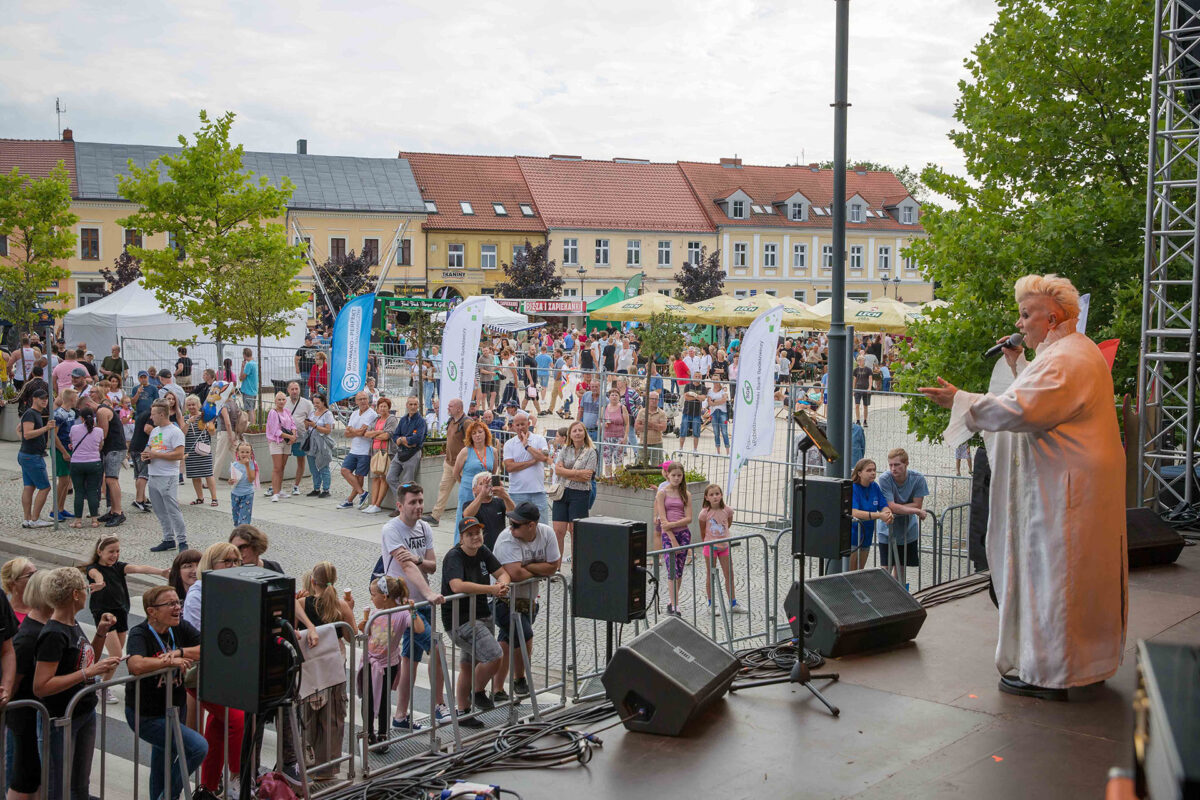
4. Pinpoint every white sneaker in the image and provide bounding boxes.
[105,688,120,704]
[291,485,301,495]
[362,505,381,514]
[434,703,452,723]
[21,520,31,529]
[29,520,52,528]
[226,780,241,800]
[271,495,280,503]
